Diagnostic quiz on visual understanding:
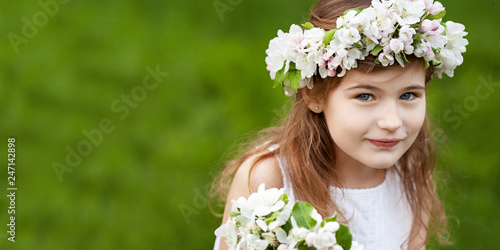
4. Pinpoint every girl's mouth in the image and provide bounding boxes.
[368,139,401,148]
